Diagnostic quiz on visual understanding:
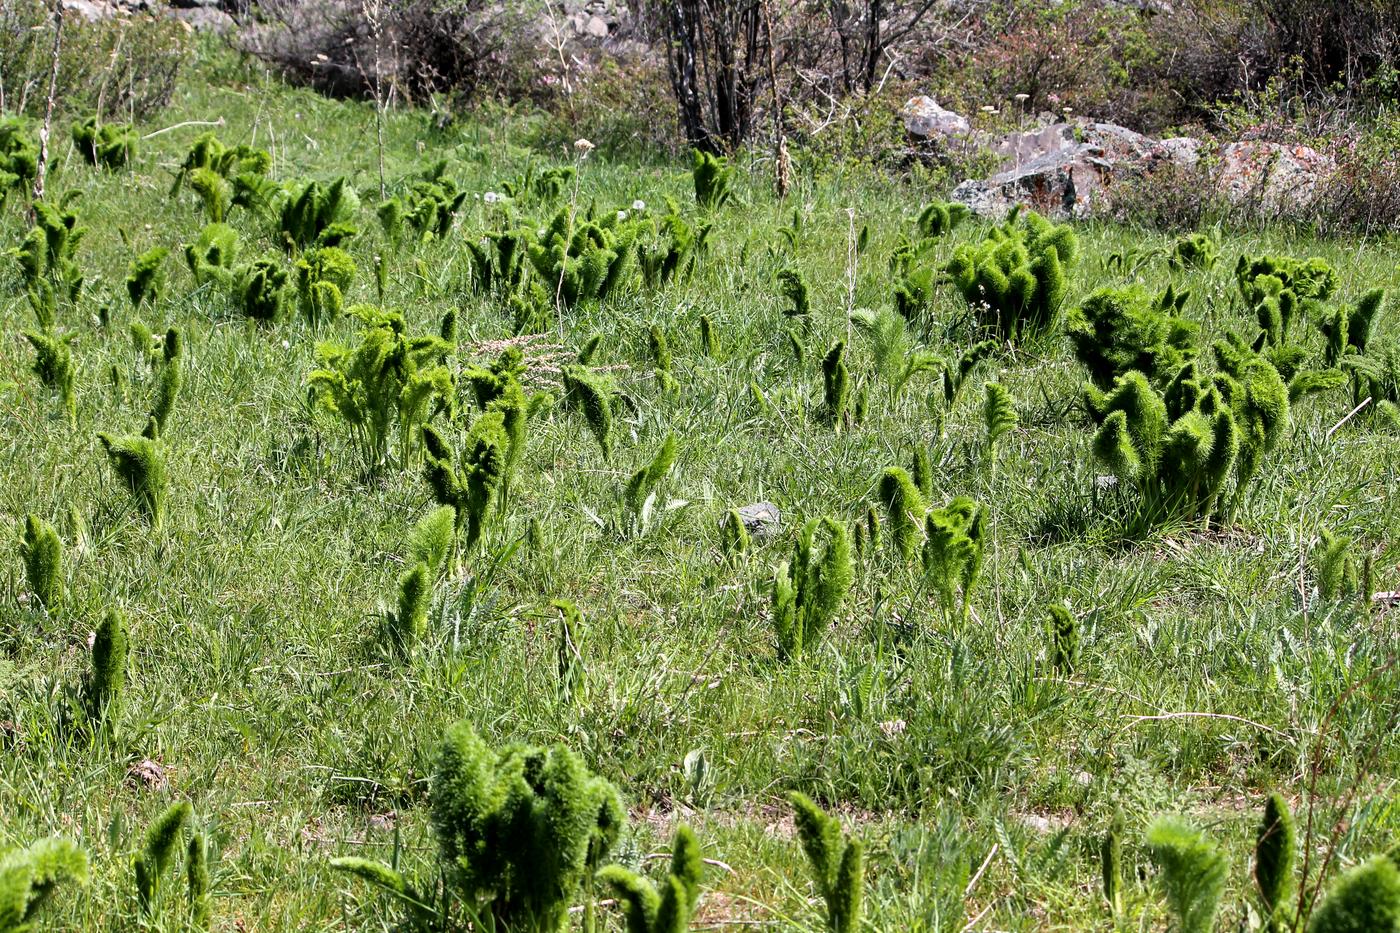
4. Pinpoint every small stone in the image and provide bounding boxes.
[584,14,609,37]
[901,96,970,139]
[127,758,169,791]
[728,502,781,540]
